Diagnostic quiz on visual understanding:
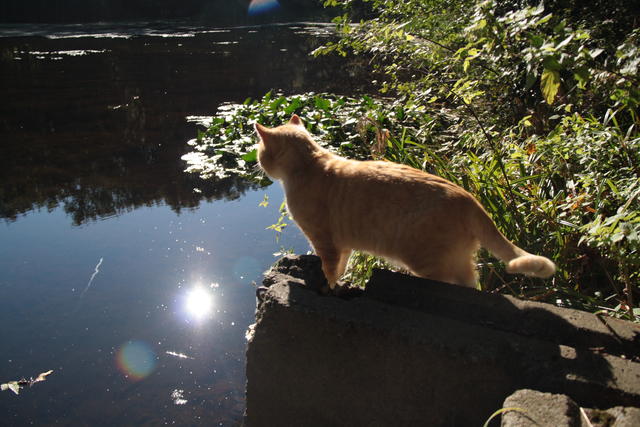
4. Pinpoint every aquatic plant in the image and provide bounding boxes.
[182,91,417,182]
